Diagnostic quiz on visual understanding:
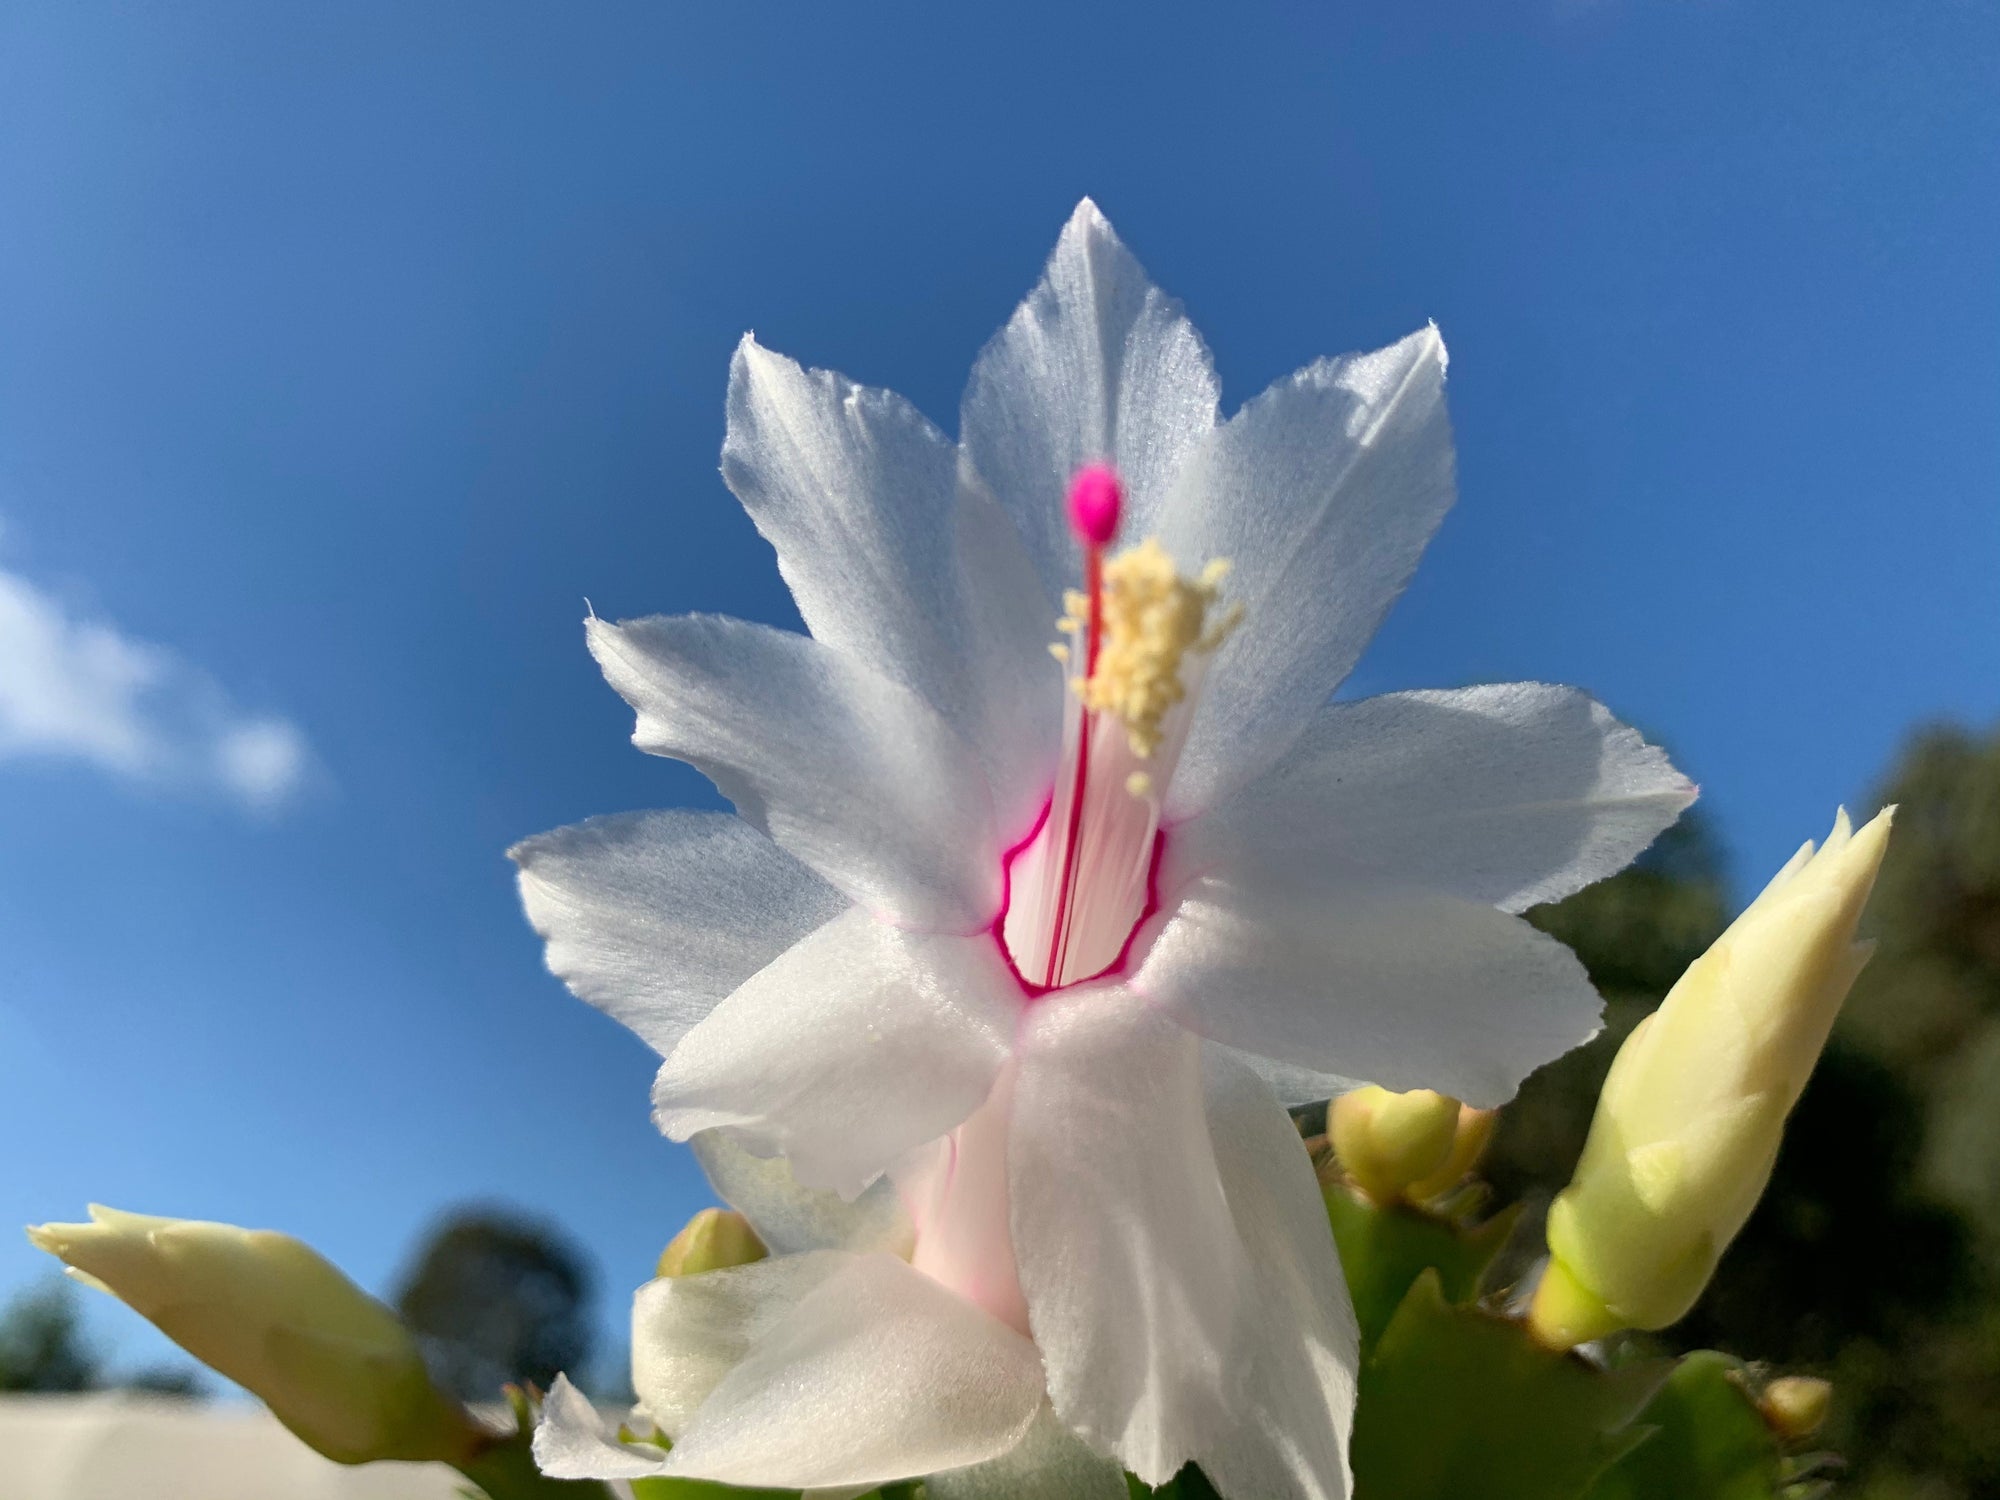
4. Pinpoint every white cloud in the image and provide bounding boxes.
[0,558,314,812]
